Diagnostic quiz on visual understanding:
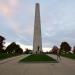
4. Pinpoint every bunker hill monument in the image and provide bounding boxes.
[33,3,42,54]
